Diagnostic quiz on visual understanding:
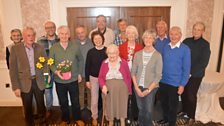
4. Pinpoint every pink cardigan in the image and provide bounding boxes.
[98,58,132,95]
